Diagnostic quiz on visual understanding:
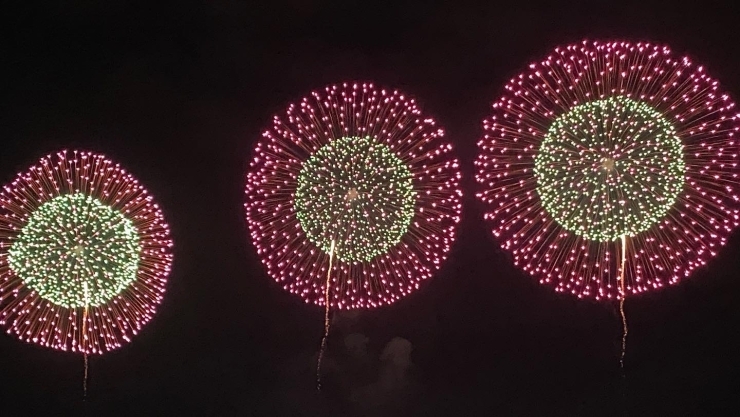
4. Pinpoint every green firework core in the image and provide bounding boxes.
[295,136,416,262]
[8,193,141,308]
[535,96,686,242]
